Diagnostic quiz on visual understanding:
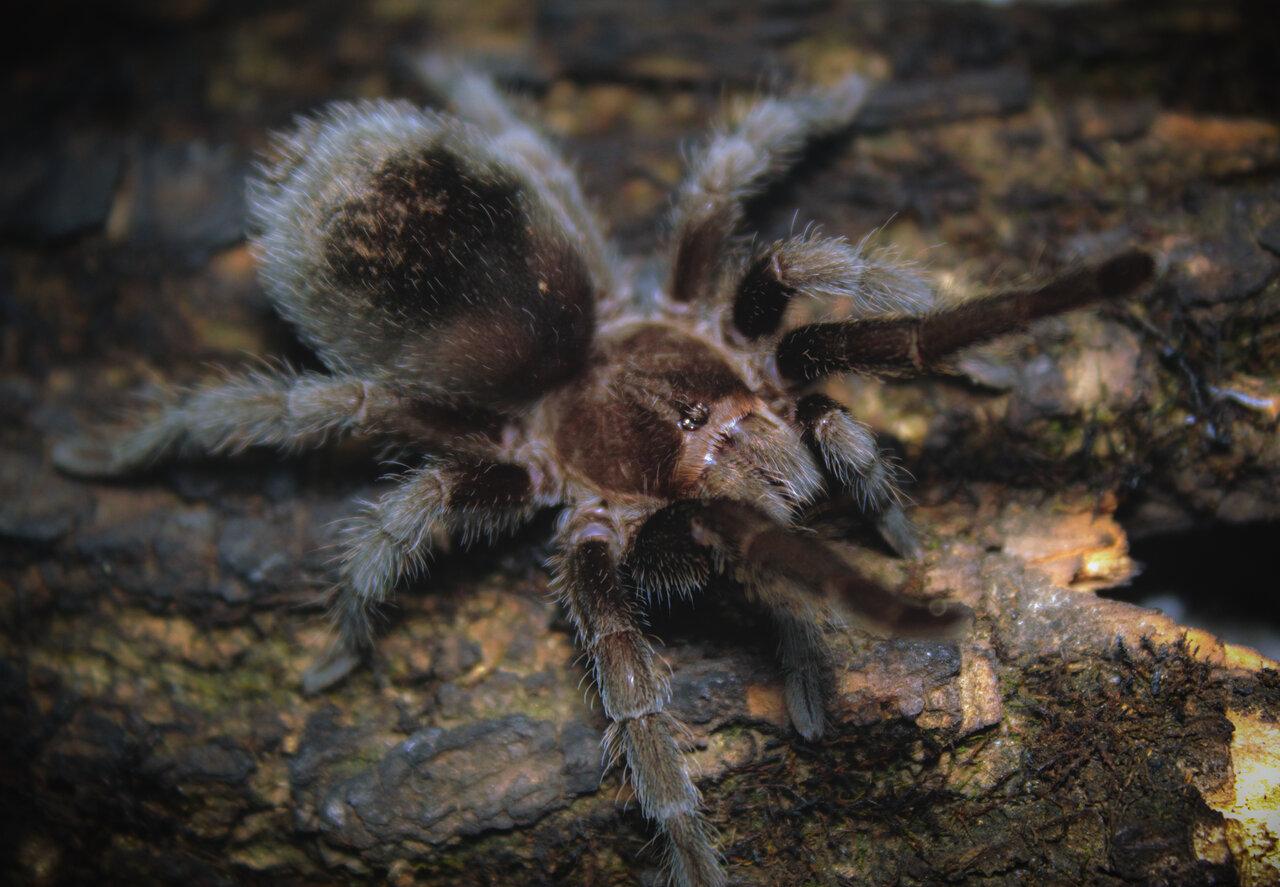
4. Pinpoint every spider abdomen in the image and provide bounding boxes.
[250,100,598,410]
